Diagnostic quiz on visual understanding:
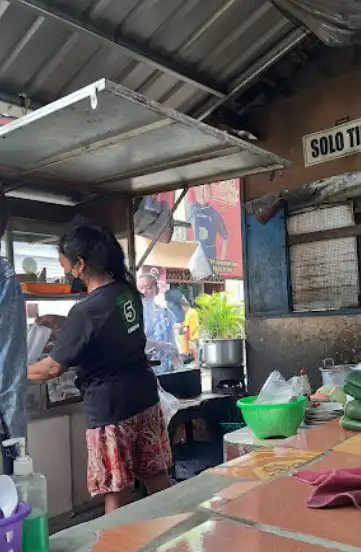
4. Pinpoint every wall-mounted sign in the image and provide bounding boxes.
[303,118,361,167]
